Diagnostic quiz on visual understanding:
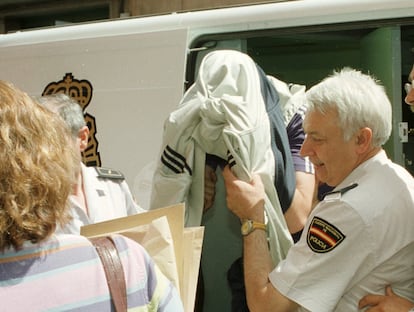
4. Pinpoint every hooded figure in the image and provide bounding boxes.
[150,49,304,264]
